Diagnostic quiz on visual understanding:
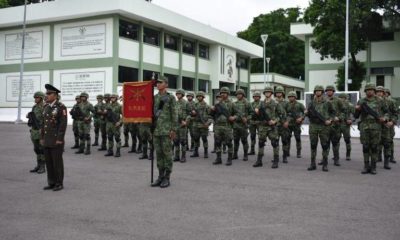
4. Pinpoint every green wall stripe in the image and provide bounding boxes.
[138,22,144,81]
[160,29,165,75]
